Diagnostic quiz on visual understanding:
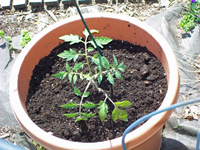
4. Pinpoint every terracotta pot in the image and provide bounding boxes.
[10,13,179,150]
